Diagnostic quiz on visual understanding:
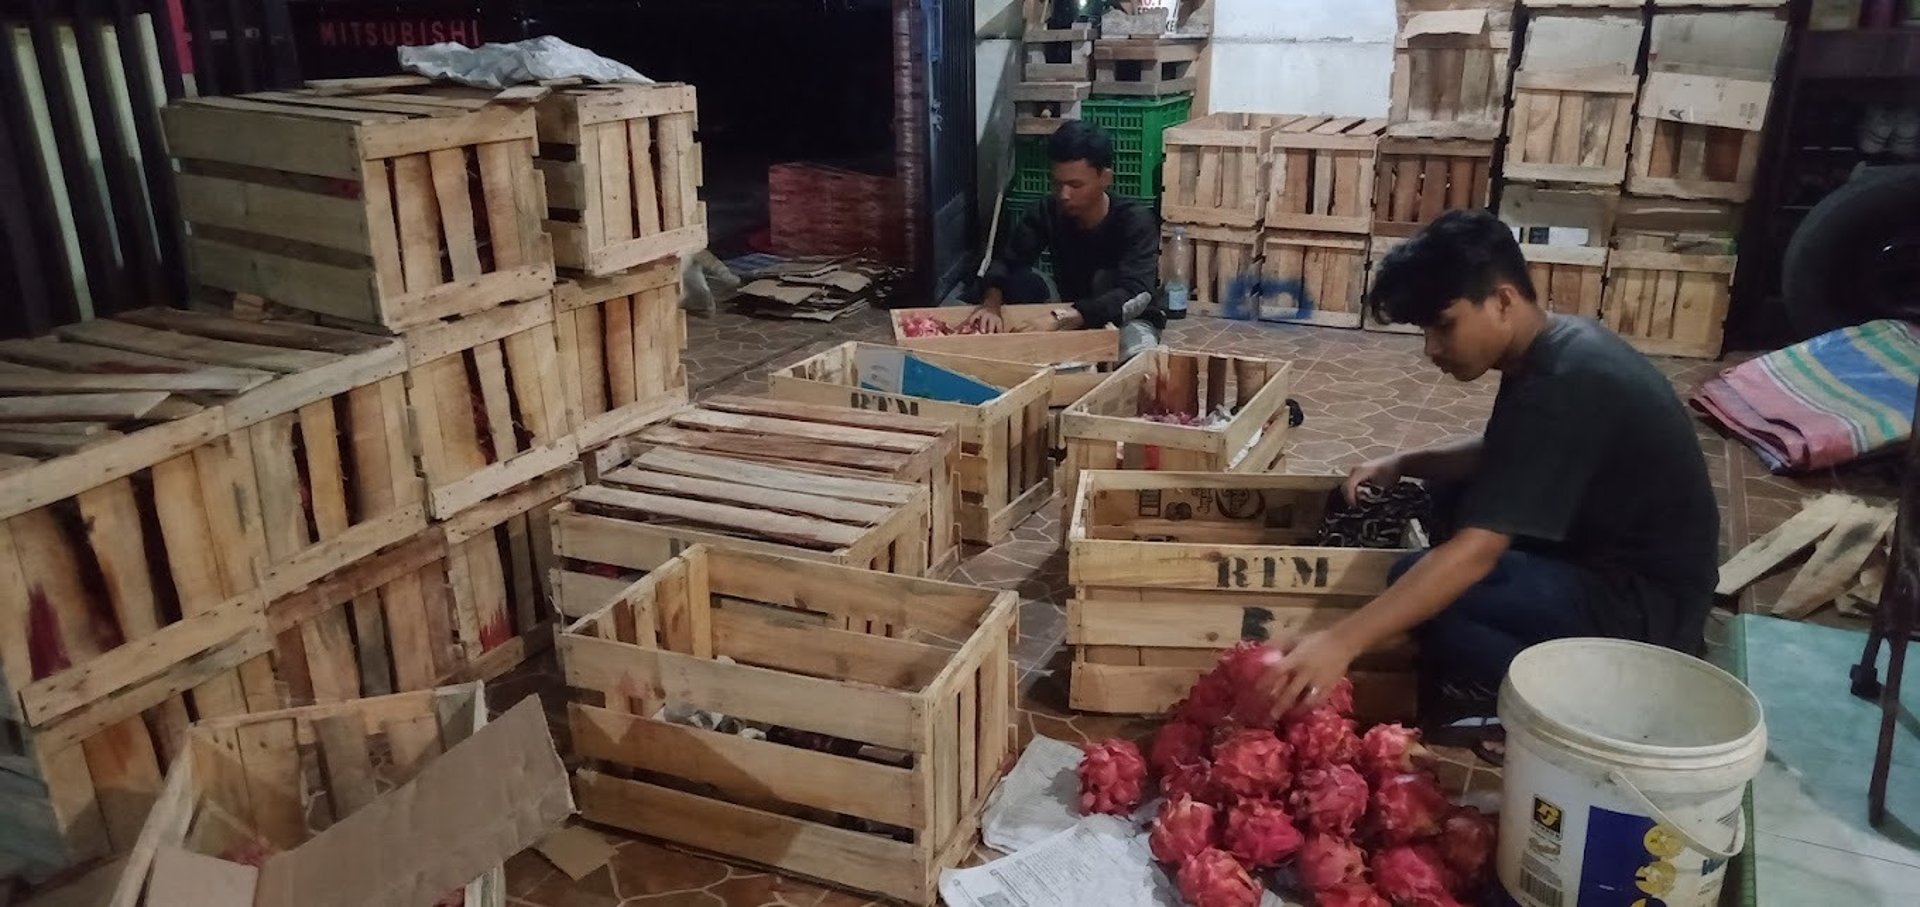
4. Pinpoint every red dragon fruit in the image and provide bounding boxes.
[1317,882,1393,907]
[1175,672,1238,729]
[1211,728,1293,799]
[1152,720,1209,775]
[1223,798,1304,868]
[1296,833,1369,890]
[1370,772,1452,844]
[1357,724,1436,783]
[1217,640,1282,688]
[1077,739,1148,816]
[1176,848,1262,907]
[1289,764,1370,837]
[1372,844,1465,907]
[1435,806,1498,890]
[1325,676,1355,716]
[1151,795,1220,865]
[1285,706,1361,768]
[898,315,953,337]
[1162,759,1224,806]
